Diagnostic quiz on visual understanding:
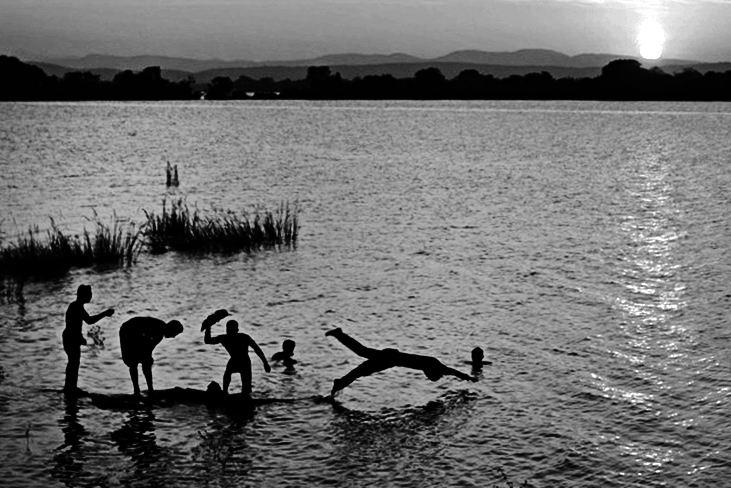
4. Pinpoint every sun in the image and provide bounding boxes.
[638,19,665,60]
